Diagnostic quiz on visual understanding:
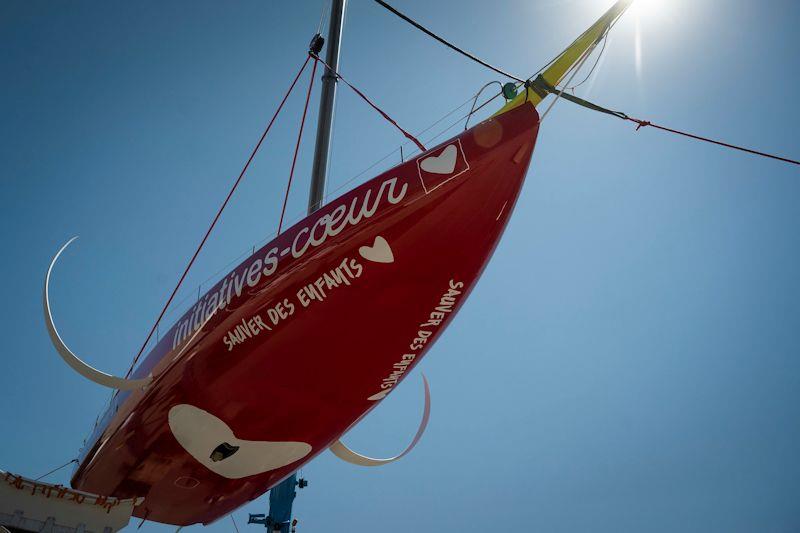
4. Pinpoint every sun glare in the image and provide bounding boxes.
[629,0,670,81]
[632,0,668,19]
